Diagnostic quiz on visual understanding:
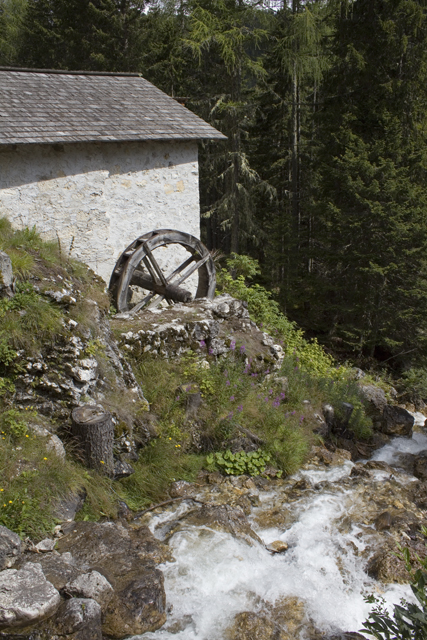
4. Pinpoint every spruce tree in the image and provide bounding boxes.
[308,0,427,365]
